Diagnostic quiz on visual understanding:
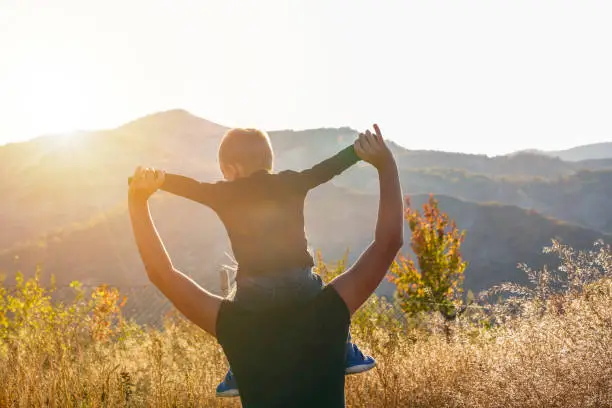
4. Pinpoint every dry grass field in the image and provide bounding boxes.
[1,242,611,407]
